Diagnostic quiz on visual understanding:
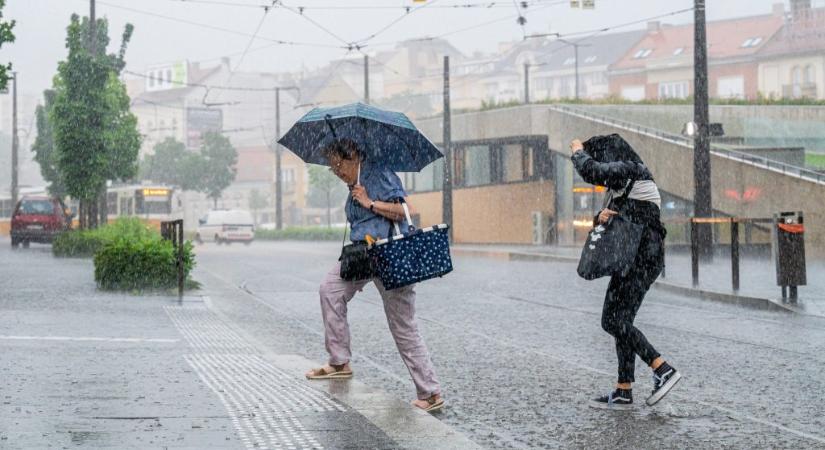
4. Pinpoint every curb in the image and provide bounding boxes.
[452,247,799,314]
